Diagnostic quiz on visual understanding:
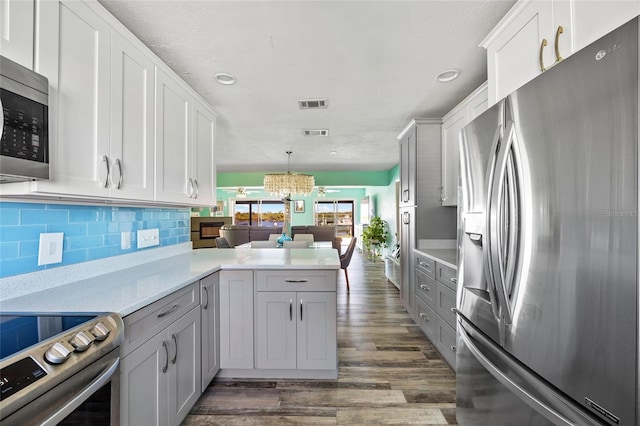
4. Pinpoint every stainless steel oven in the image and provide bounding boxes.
[0,313,123,425]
